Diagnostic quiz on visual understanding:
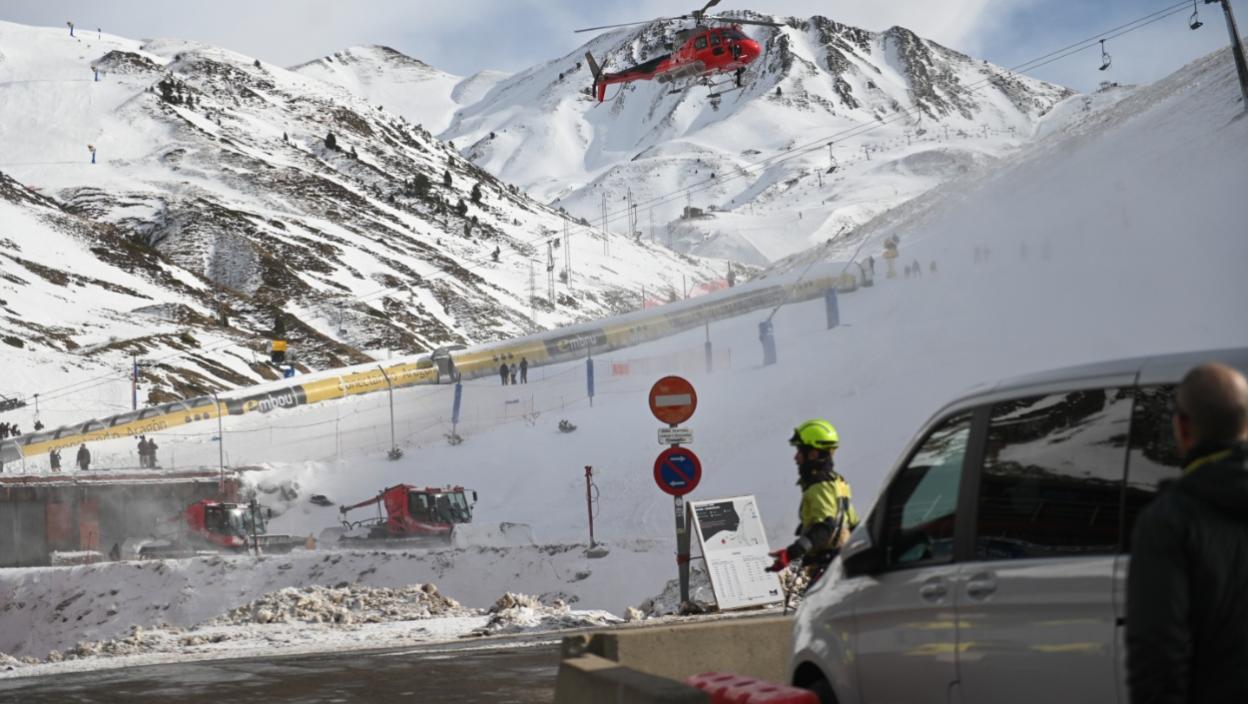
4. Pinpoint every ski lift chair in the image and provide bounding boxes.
[1099,40,1112,72]
[1190,0,1204,30]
